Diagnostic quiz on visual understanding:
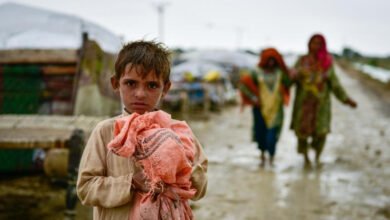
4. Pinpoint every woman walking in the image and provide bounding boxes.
[239,48,291,166]
[291,34,357,167]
